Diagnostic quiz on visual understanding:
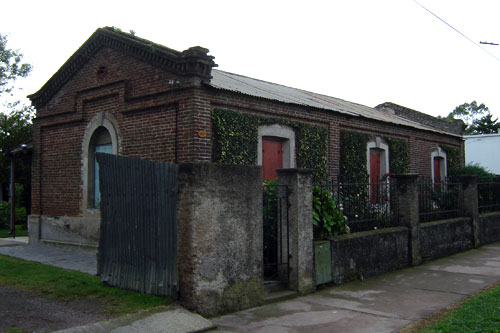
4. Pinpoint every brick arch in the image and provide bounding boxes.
[81,112,121,216]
